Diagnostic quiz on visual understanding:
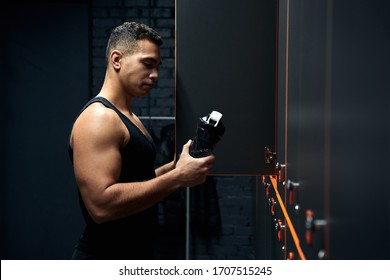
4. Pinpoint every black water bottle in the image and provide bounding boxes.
[189,111,225,158]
